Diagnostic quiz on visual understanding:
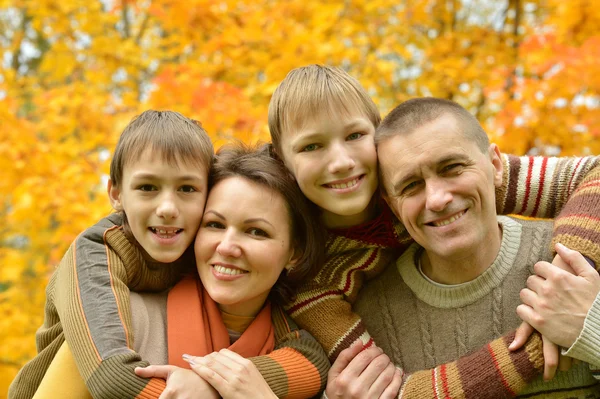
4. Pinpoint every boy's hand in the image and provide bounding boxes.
[184,349,277,399]
[135,364,219,399]
[325,340,402,399]
[517,243,600,348]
